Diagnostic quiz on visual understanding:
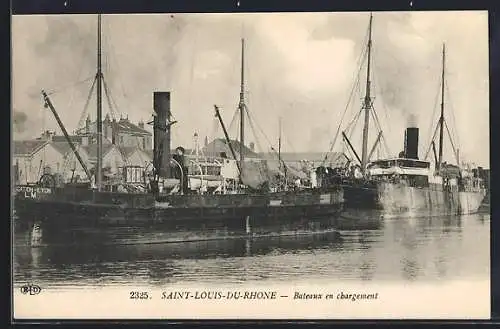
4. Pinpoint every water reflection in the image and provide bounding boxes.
[13,213,490,288]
